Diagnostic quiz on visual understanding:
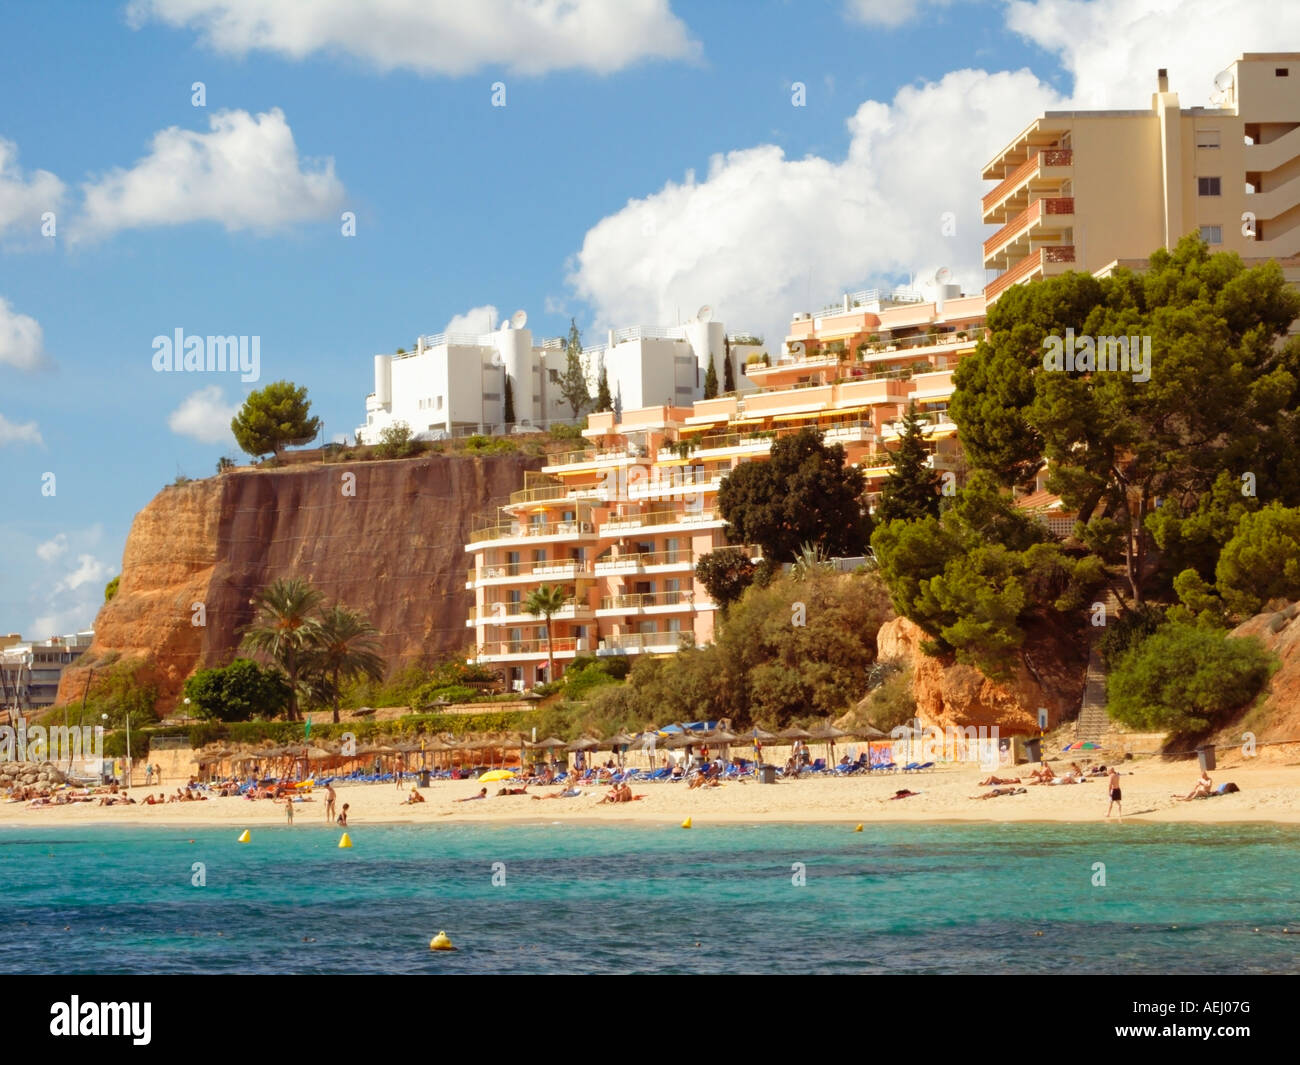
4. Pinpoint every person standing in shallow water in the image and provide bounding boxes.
[285,795,294,825]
